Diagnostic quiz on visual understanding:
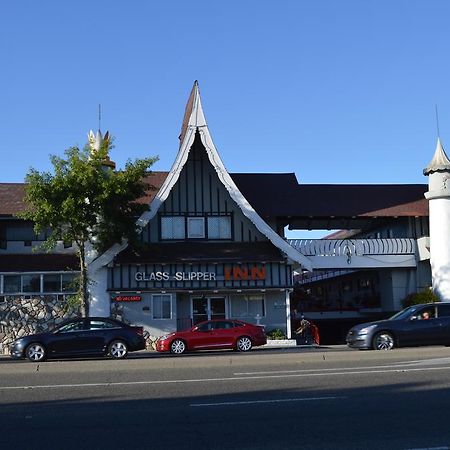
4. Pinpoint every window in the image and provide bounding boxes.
[62,274,77,292]
[89,319,119,330]
[152,294,172,319]
[57,320,85,333]
[22,274,41,293]
[161,216,185,239]
[3,275,21,293]
[43,274,61,292]
[187,217,205,238]
[231,294,265,318]
[1,273,78,294]
[438,304,450,317]
[197,321,214,332]
[207,216,231,239]
[160,215,232,240]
